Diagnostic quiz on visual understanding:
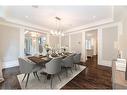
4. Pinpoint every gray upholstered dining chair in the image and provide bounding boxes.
[62,54,75,77]
[73,53,81,70]
[41,57,63,88]
[18,58,42,88]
